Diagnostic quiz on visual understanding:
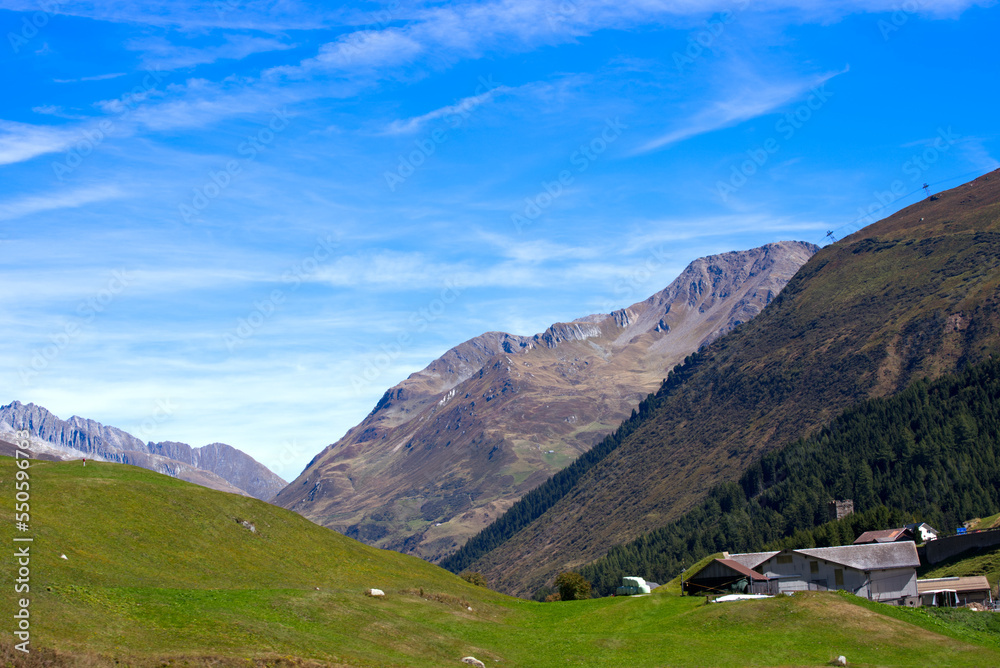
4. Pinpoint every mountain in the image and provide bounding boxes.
[0,400,285,500]
[453,169,1000,596]
[275,241,818,560]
